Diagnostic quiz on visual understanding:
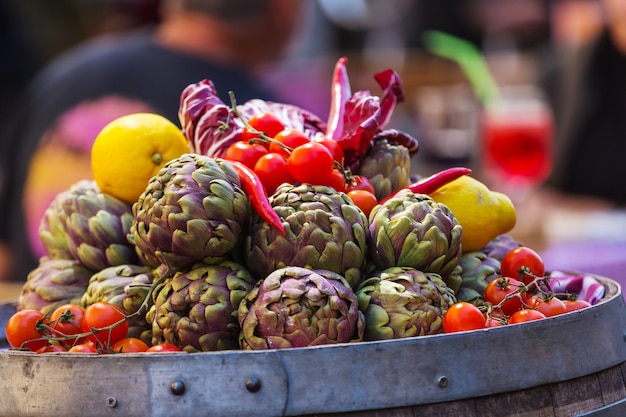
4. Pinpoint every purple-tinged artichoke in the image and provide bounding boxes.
[480,234,523,262]
[146,260,256,352]
[356,138,412,200]
[456,251,502,303]
[129,154,249,268]
[356,267,456,340]
[368,189,462,281]
[238,266,365,350]
[242,183,368,289]
[38,180,138,271]
[18,258,92,315]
